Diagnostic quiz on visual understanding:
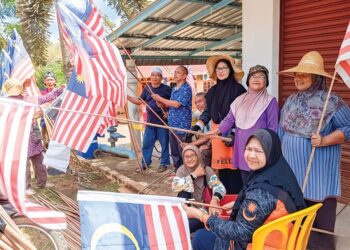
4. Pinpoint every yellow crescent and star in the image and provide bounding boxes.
[242,201,258,222]
[90,223,140,250]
